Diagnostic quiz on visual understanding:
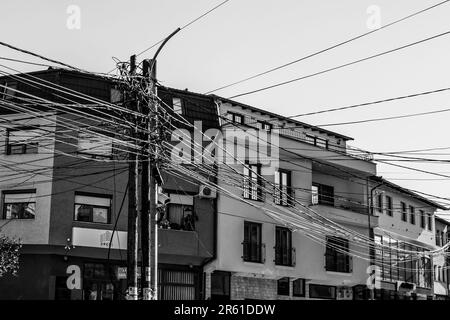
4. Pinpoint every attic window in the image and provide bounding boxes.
[172,97,183,115]
[0,81,17,100]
